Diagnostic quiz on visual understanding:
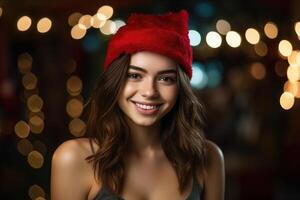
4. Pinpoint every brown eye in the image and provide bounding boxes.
[158,76,176,83]
[127,73,141,79]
